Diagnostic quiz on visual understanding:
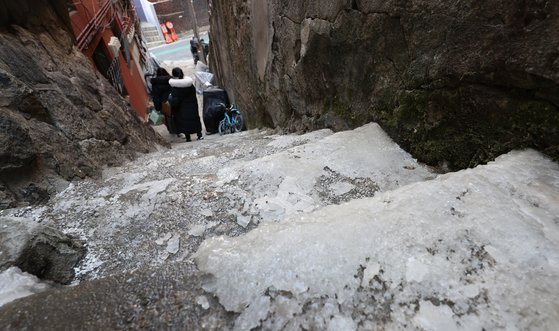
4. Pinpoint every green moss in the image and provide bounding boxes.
[372,87,559,169]
[248,97,275,129]
[329,97,355,122]
[509,100,559,143]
